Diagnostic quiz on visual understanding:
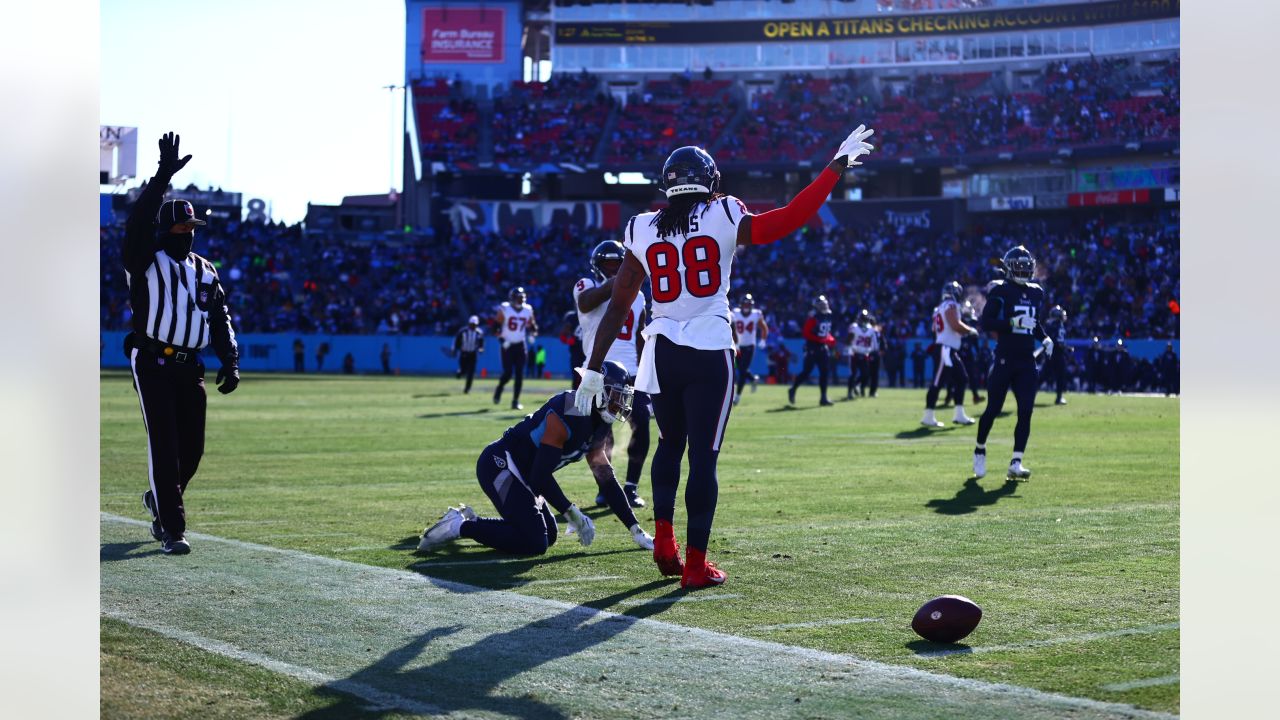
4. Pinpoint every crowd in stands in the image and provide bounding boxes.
[490,72,615,167]
[101,205,1178,349]
[416,55,1177,168]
